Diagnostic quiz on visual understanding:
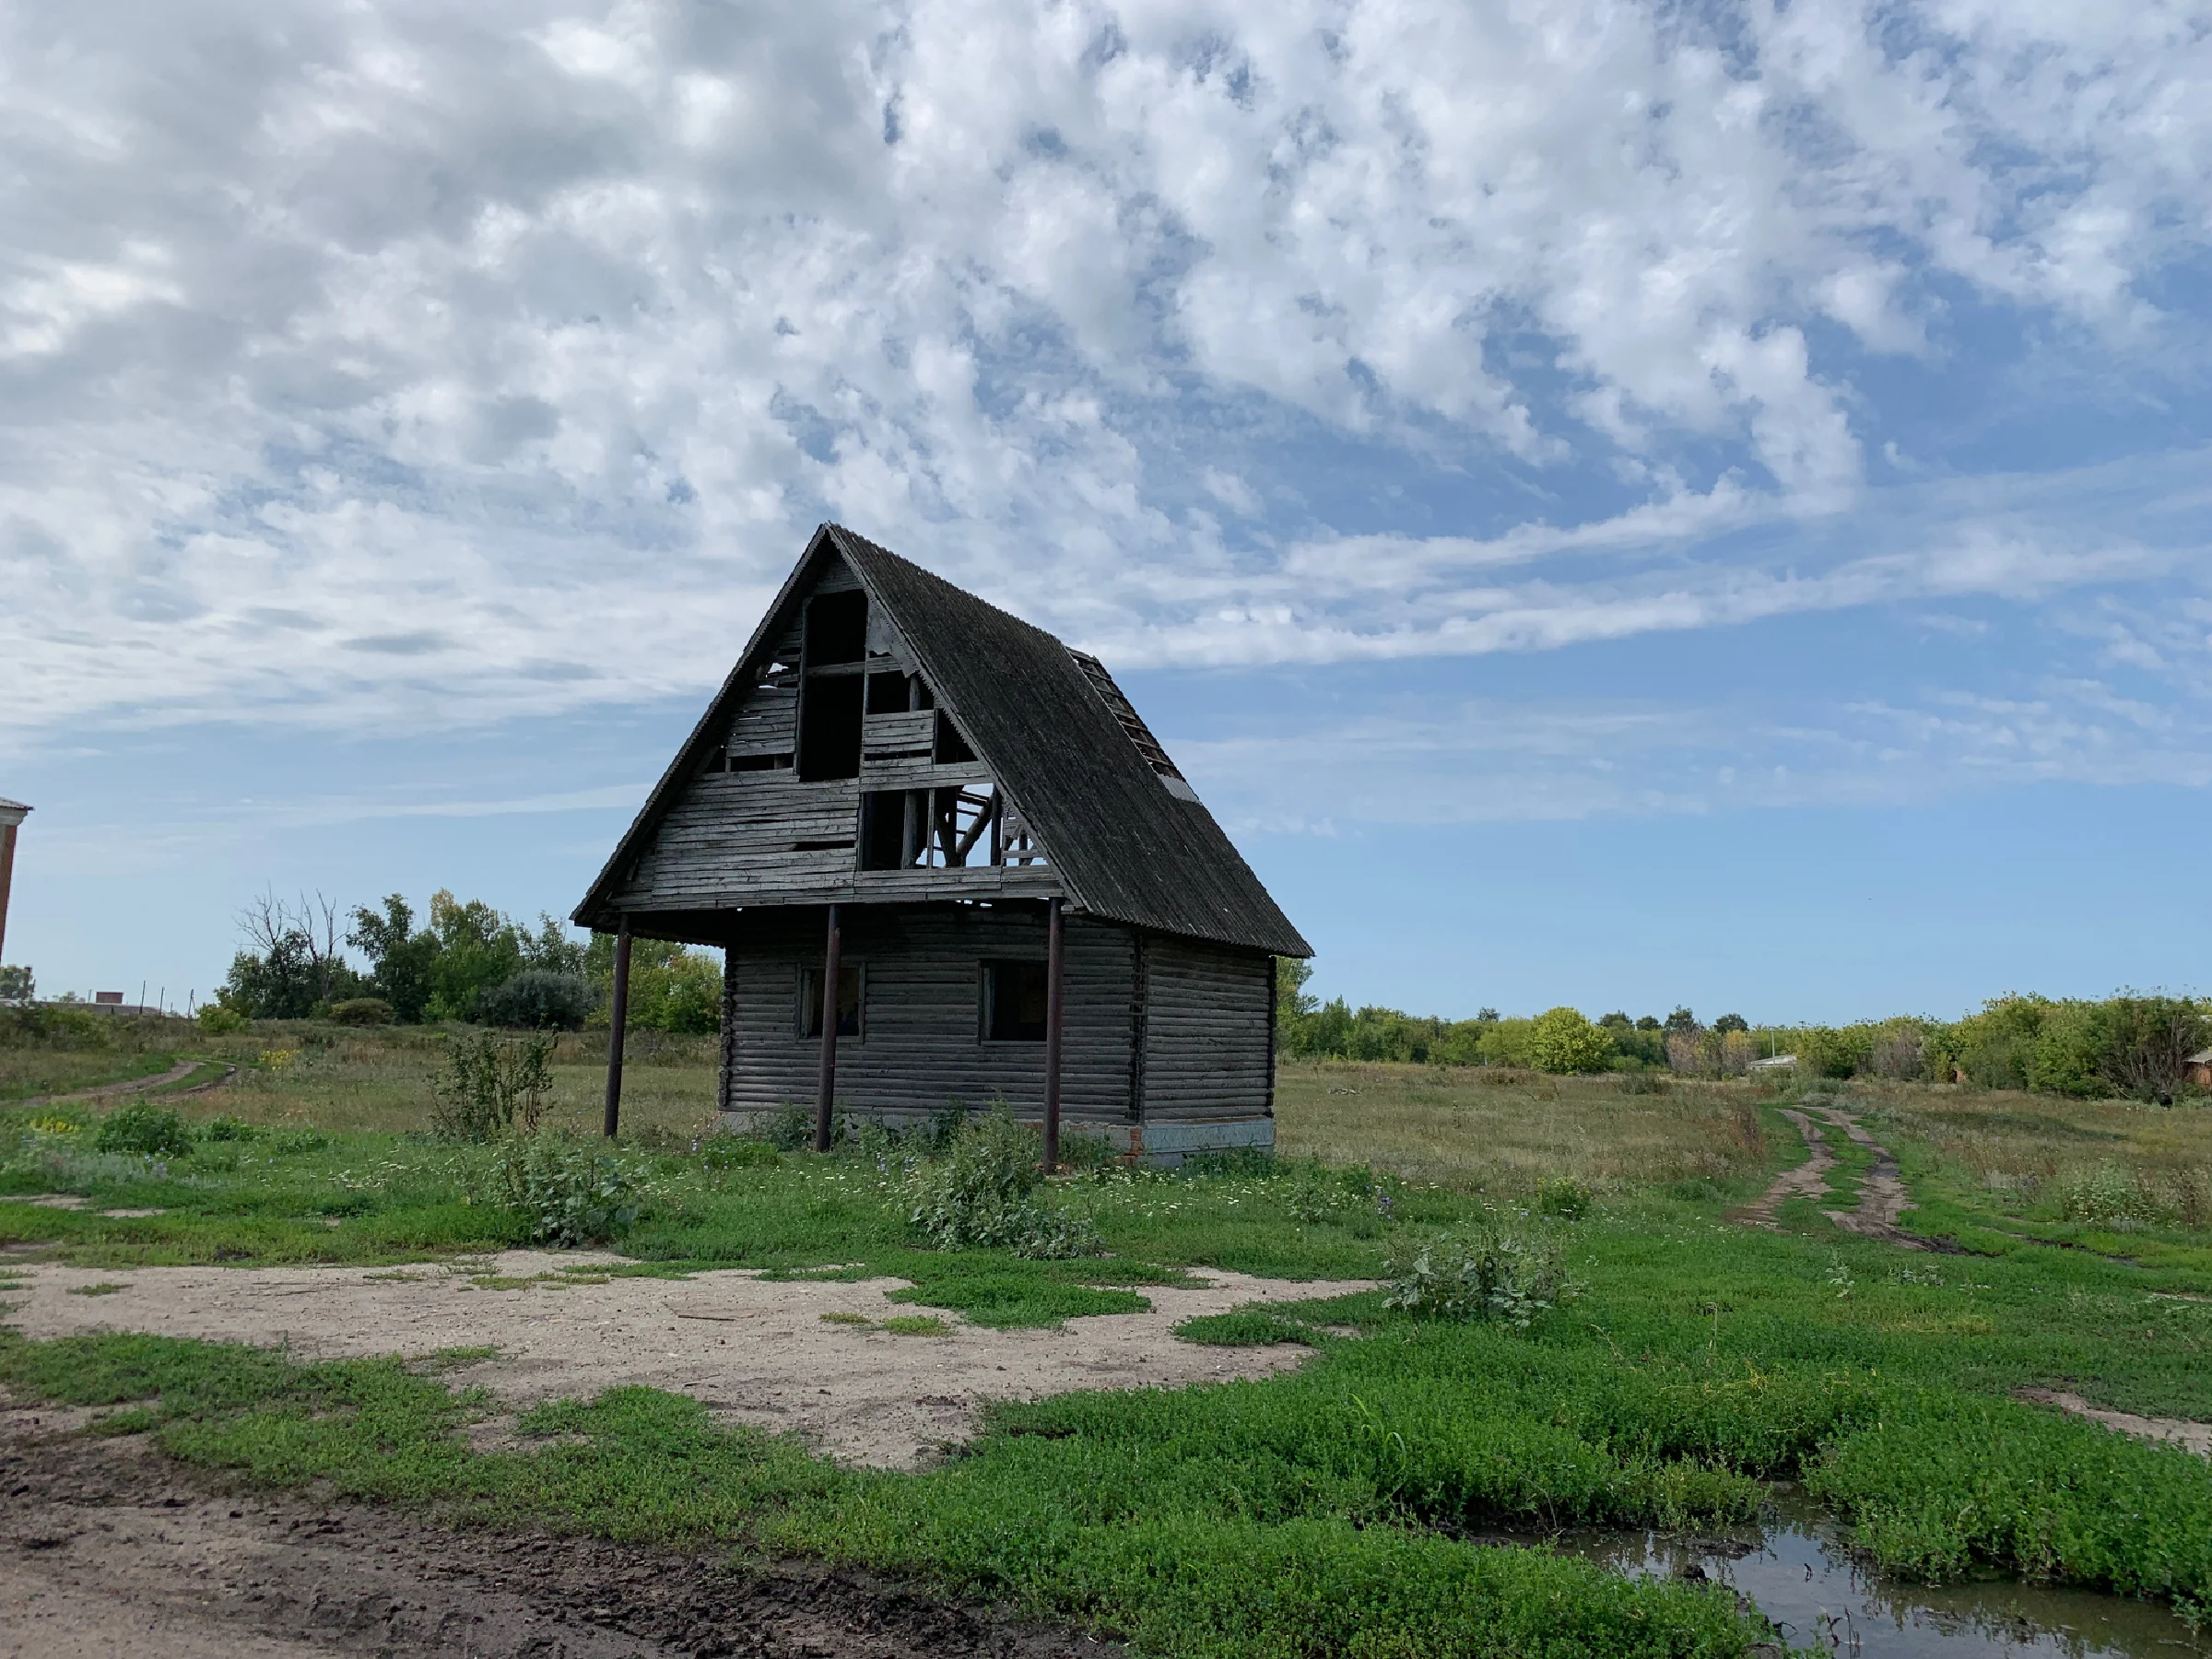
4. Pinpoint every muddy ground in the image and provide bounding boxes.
[0,1407,1117,1659]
